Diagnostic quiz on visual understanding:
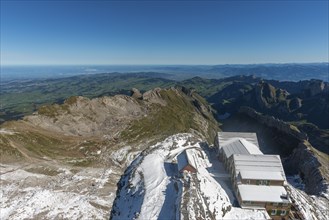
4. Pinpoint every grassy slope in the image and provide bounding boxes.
[121,89,219,144]
[1,121,77,161]
[1,88,219,165]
